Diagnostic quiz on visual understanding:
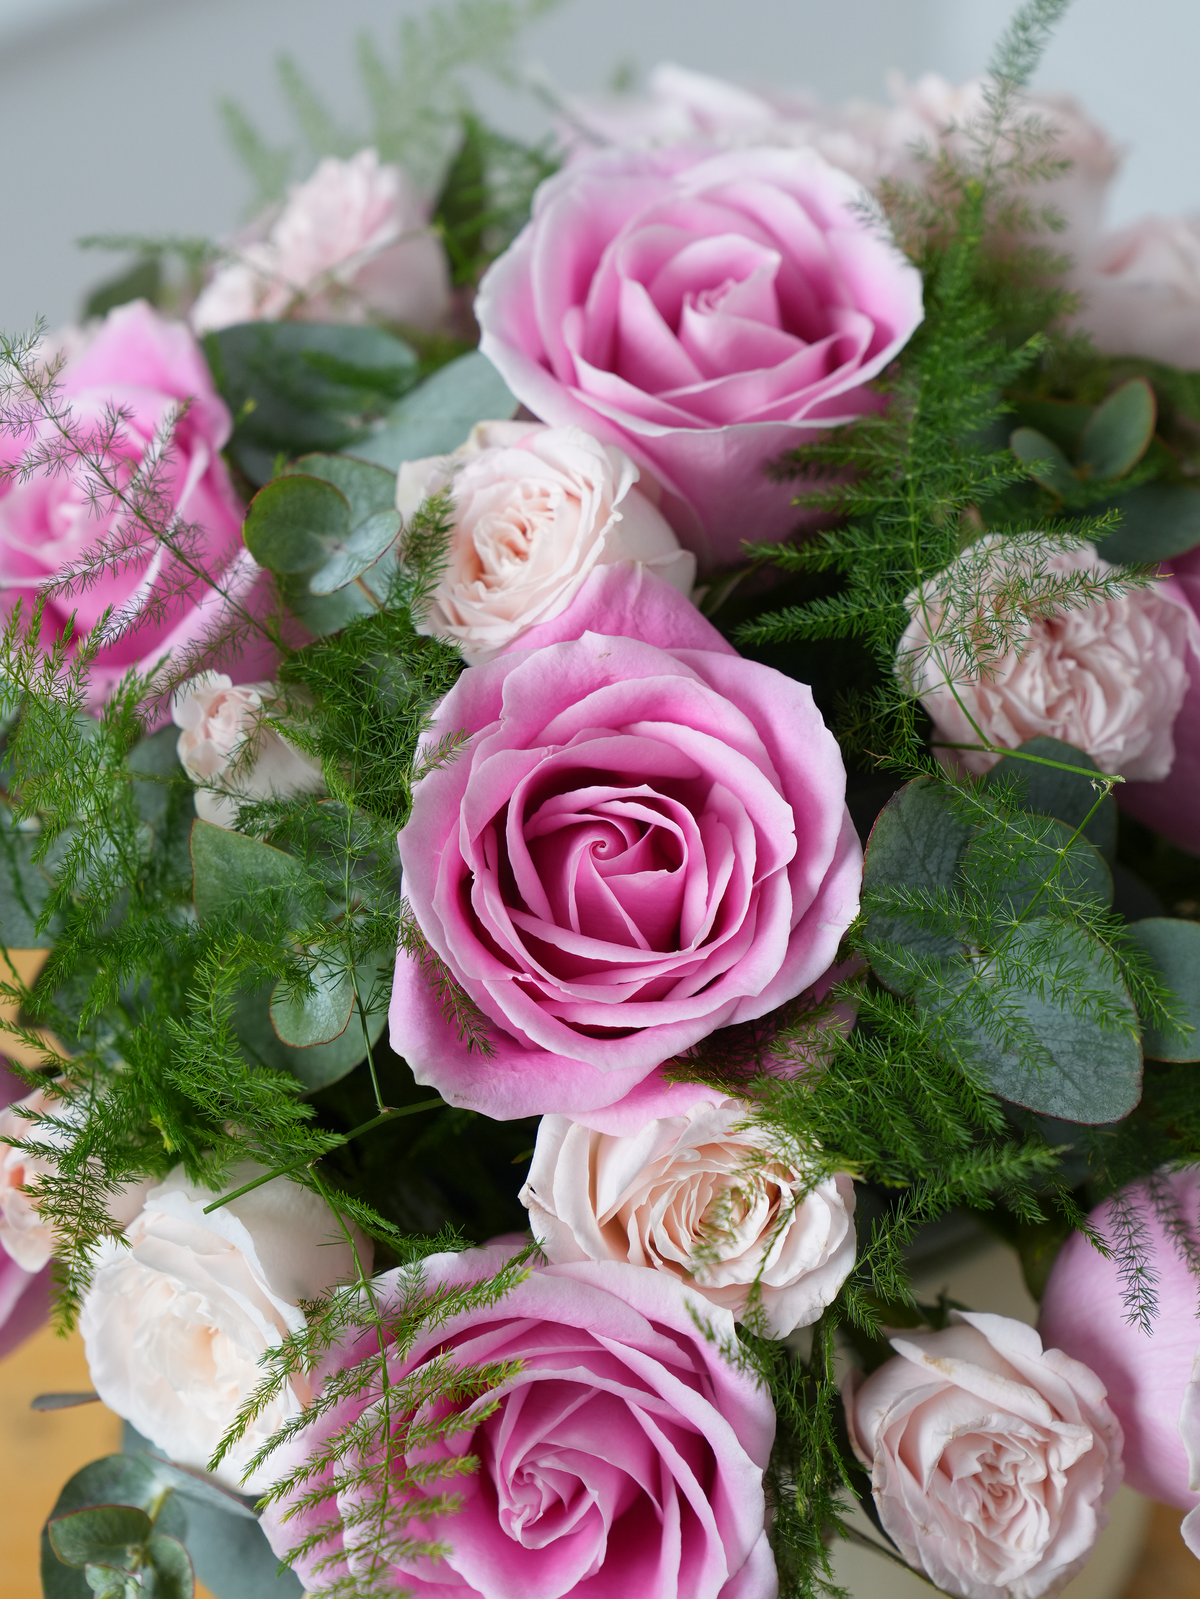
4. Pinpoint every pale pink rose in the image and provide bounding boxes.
[0,300,274,716]
[260,1243,778,1598]
[476,143,924,571]
[1039,1169,1200,1524]
[172,673,326,830]
[398,419,696,664]
[1072,215,1200,369]
[80,1164,370,1490]
[846,1311,1123,1599]
[389,562,862,1131]
[191,149,450,334]
[1119,543,1200,853]
[520,1098,856,1336]
[0,1084,151,1273]
[896,535,1198,779]
[565,68,1117,258]
[0,1063,51,1359]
